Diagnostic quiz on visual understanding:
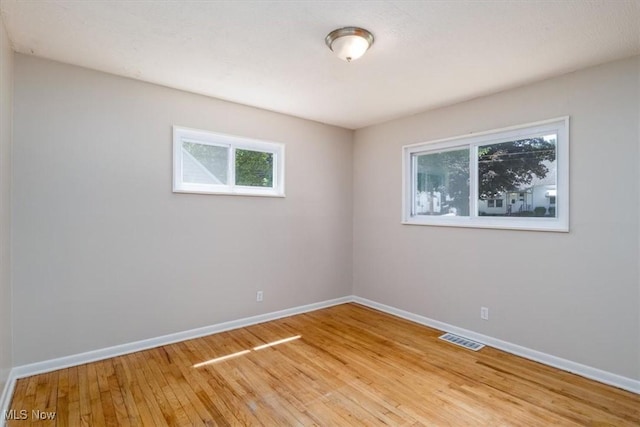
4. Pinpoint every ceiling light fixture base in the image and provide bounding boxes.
[325,27,374,62]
